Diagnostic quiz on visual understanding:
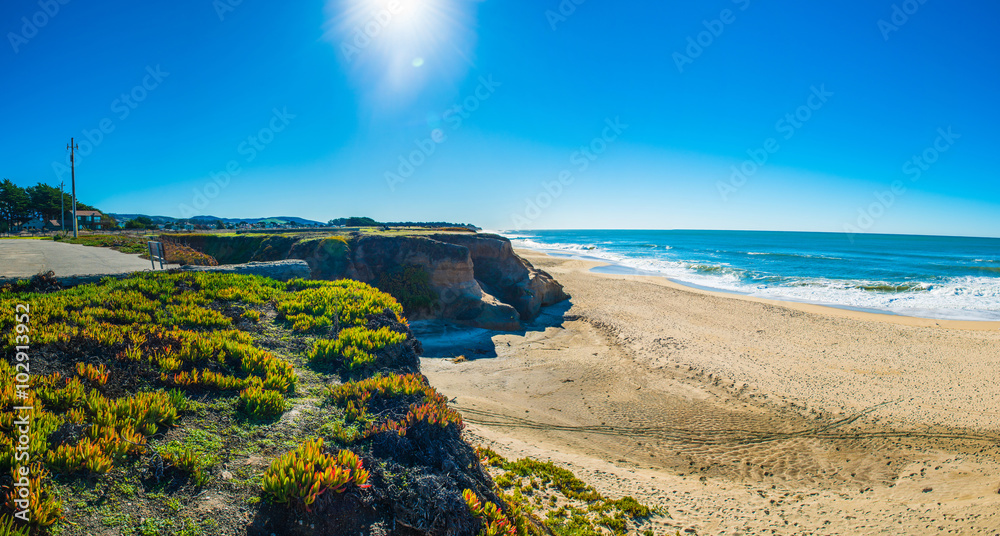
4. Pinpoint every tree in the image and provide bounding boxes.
[100,214,120,230]
[329,216,380,227]
[126,215,155,229]
[26,183,63,221]
[214,219,225,229]
[0,179,31,231]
